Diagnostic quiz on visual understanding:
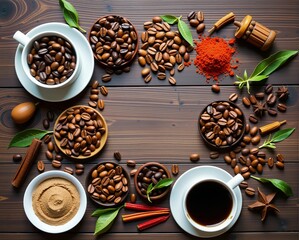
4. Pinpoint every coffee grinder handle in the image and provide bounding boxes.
[13,31,31,46]
[227,174,244,190]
